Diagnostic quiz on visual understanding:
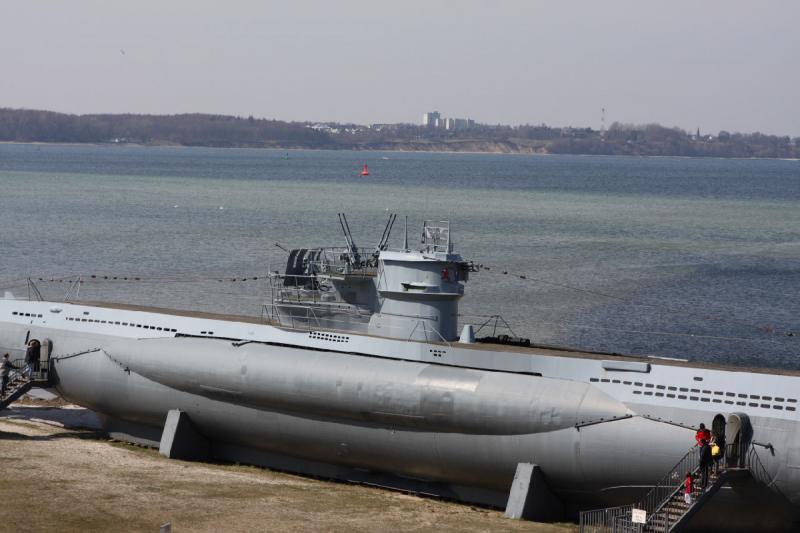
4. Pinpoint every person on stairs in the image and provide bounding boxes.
[713,433,726,474]
[699,439,714,490]
[23,339,40,379]
[684,472,694,505]
[1,353,18,397]
[695,423,711,446]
